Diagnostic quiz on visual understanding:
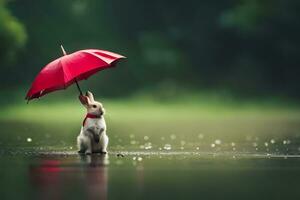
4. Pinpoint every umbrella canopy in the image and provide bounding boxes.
[26,47,125,101]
